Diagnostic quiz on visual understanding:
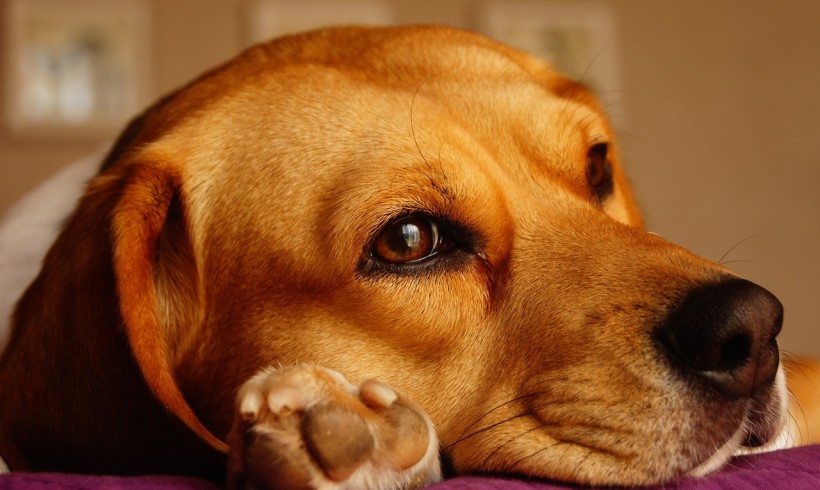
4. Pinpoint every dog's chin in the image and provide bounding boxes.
[687,368,792,479]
